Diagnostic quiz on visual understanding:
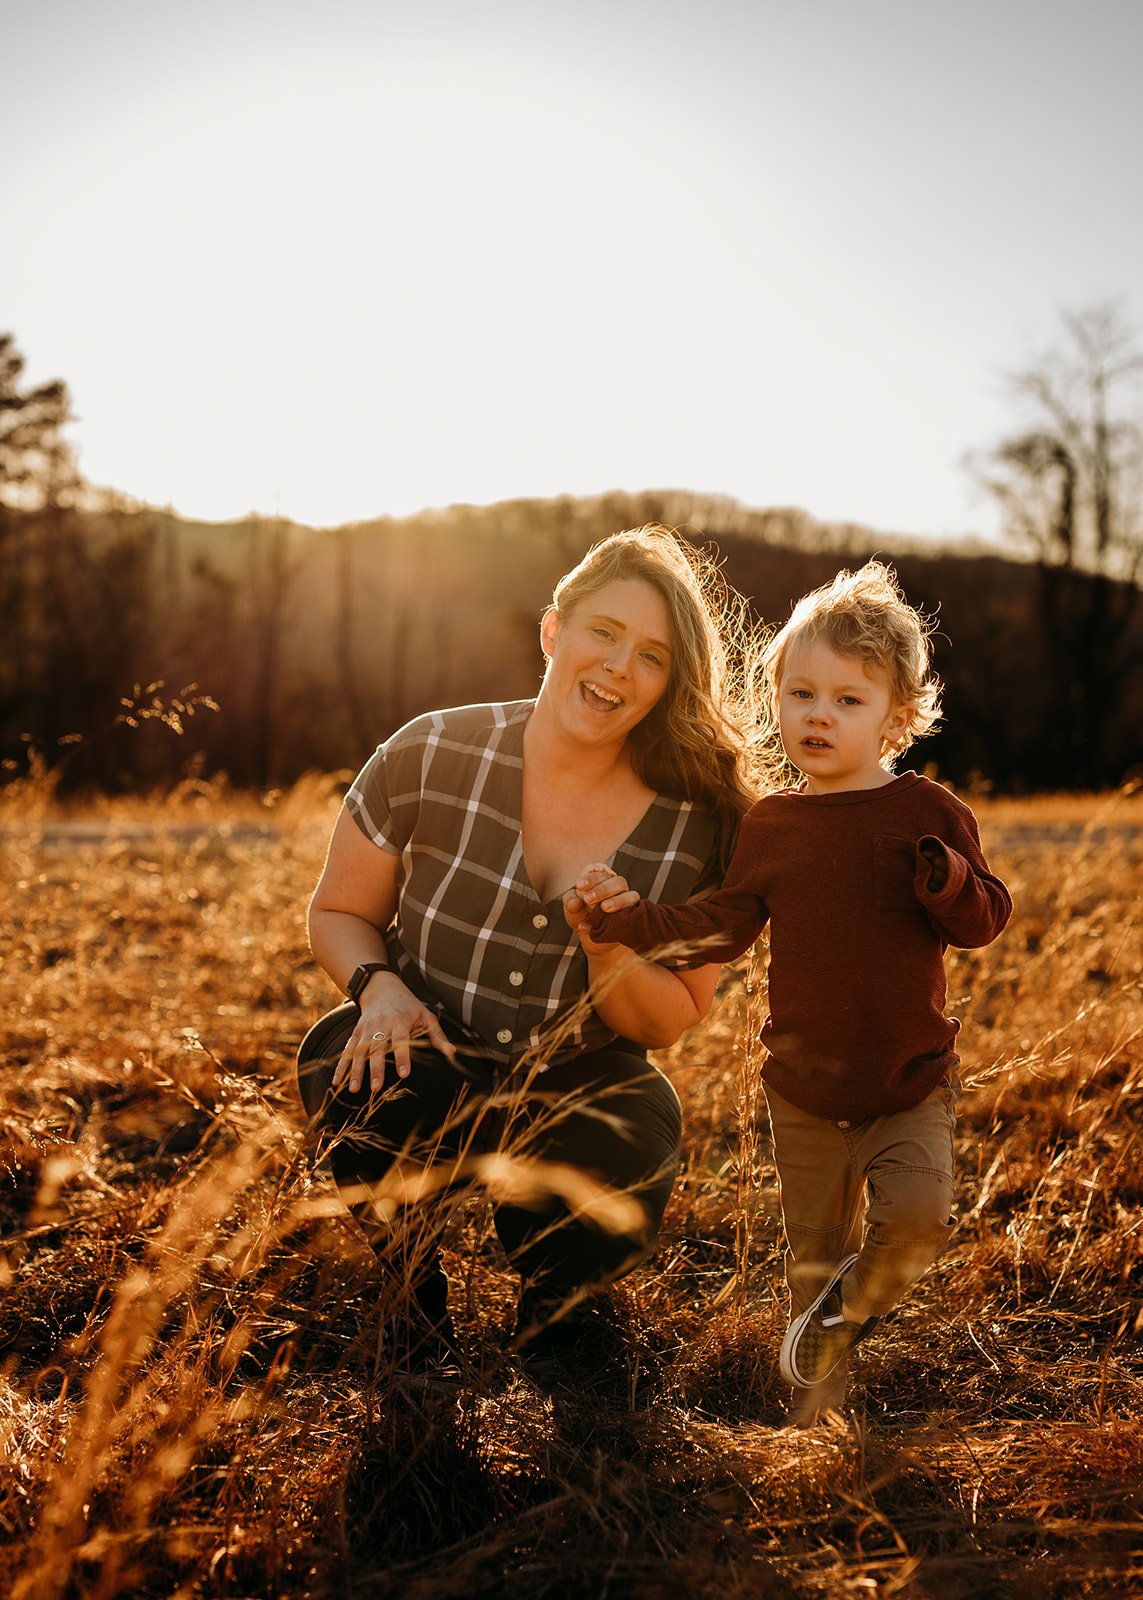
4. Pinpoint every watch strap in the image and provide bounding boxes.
[347,960,391,1004]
